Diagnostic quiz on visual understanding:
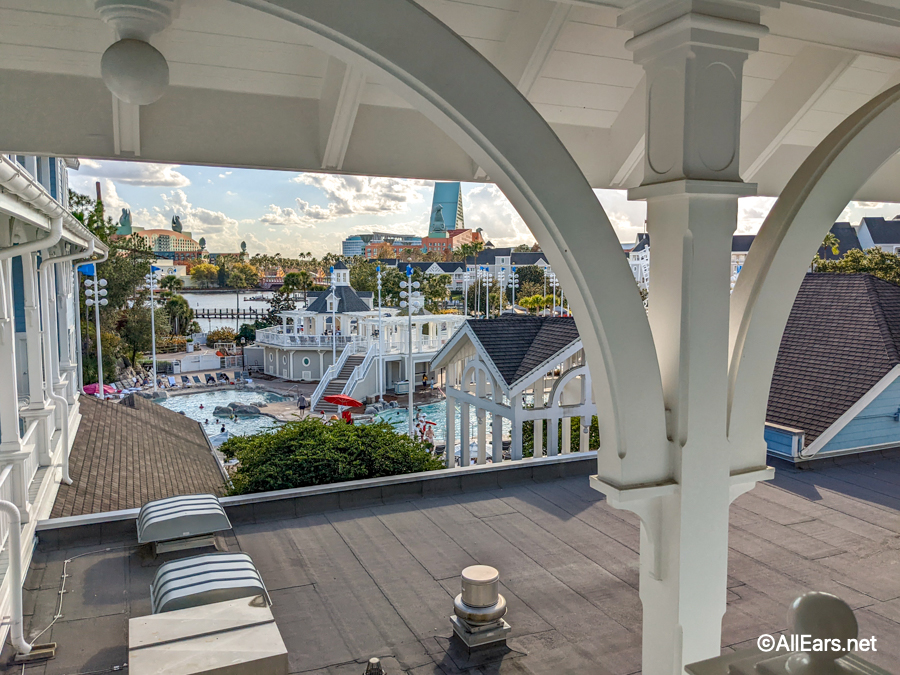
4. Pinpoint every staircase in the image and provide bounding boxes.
[314,355,365,414]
